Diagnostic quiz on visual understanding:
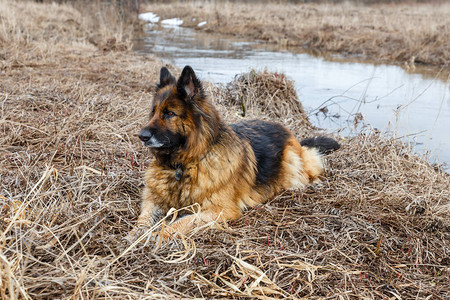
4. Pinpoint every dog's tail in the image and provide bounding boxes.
[300,136,340,155]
